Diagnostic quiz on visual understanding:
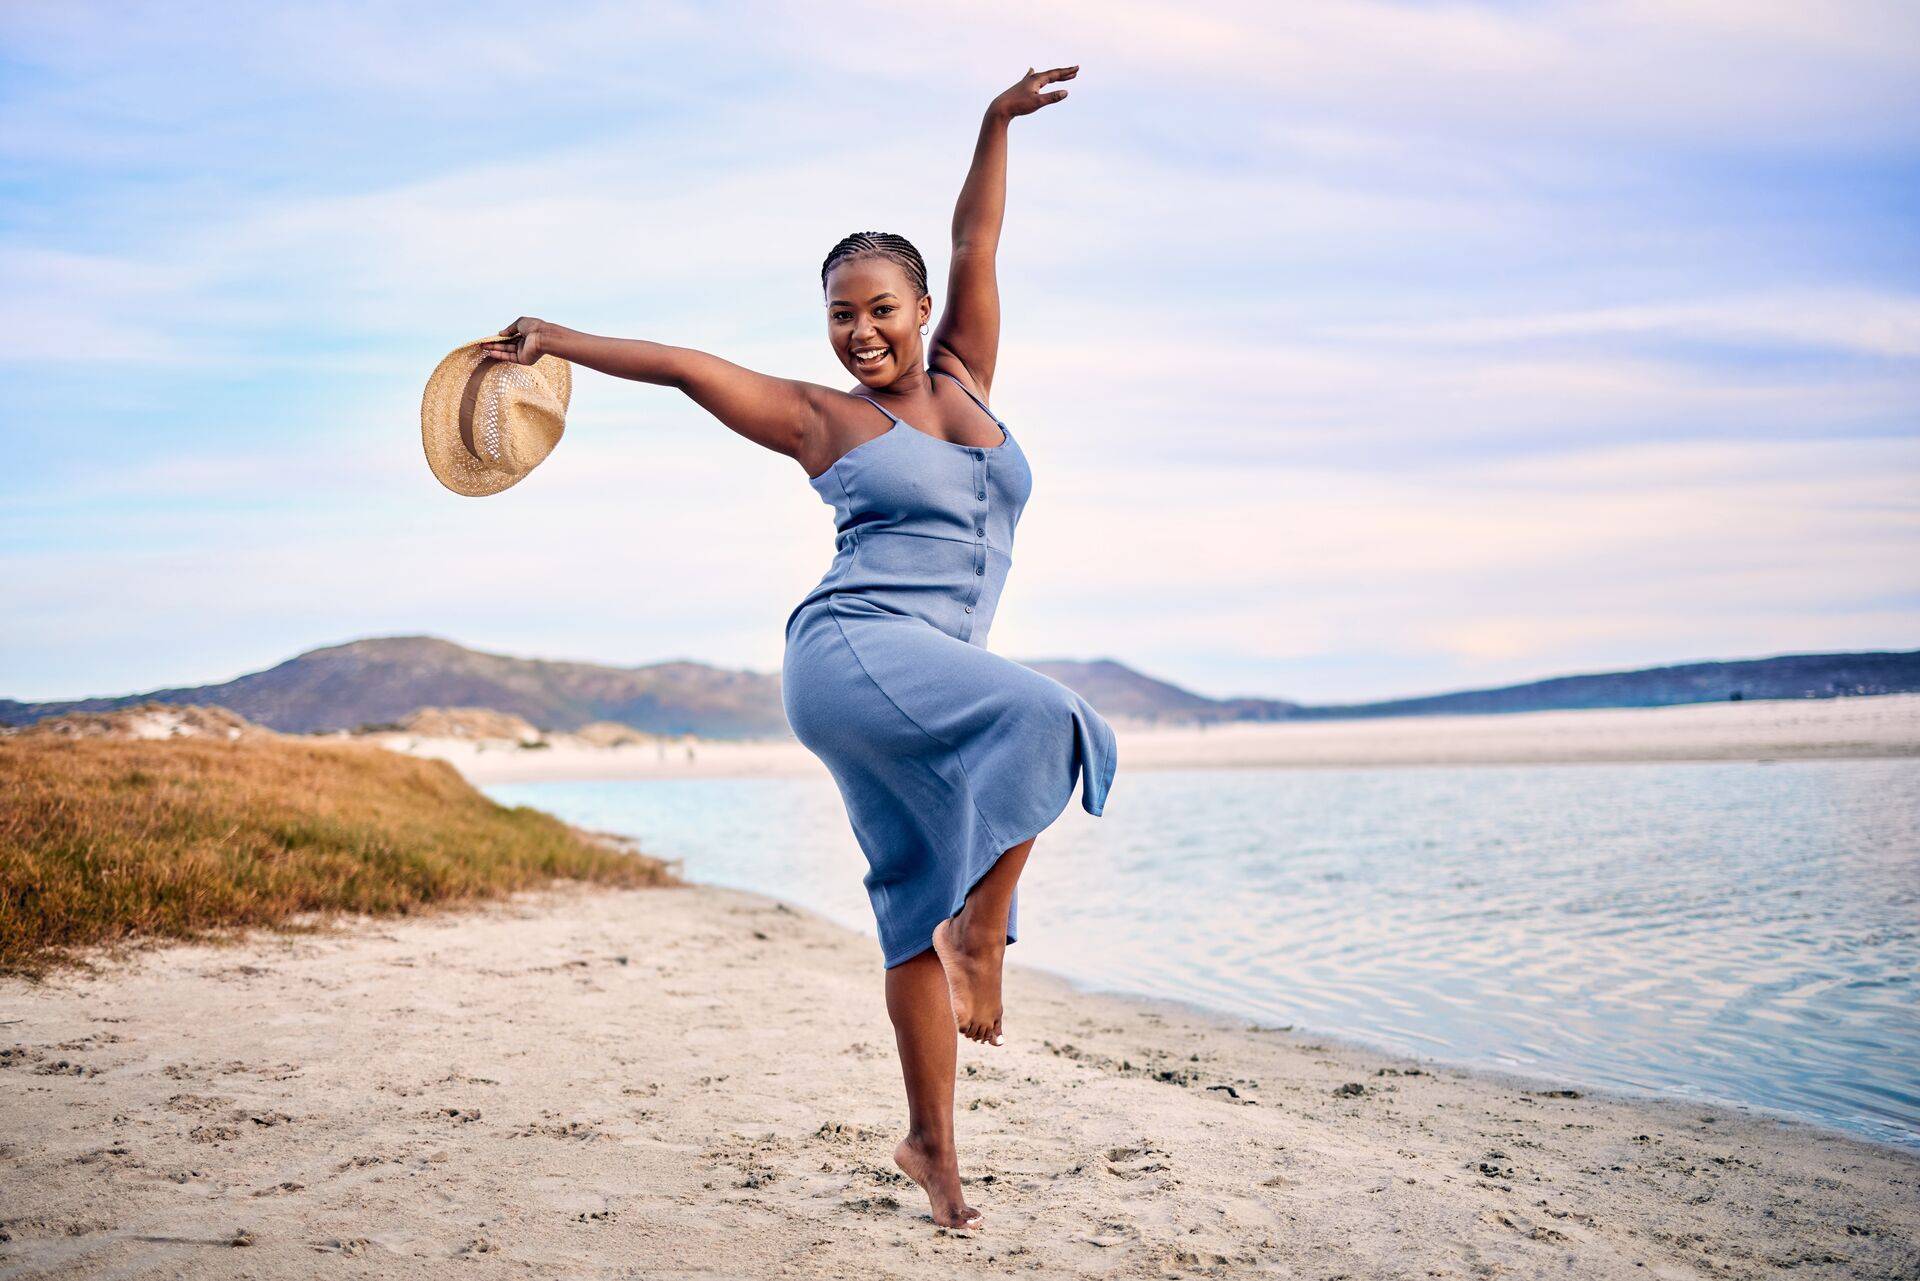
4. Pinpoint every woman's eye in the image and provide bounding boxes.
[877,306,894,315]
